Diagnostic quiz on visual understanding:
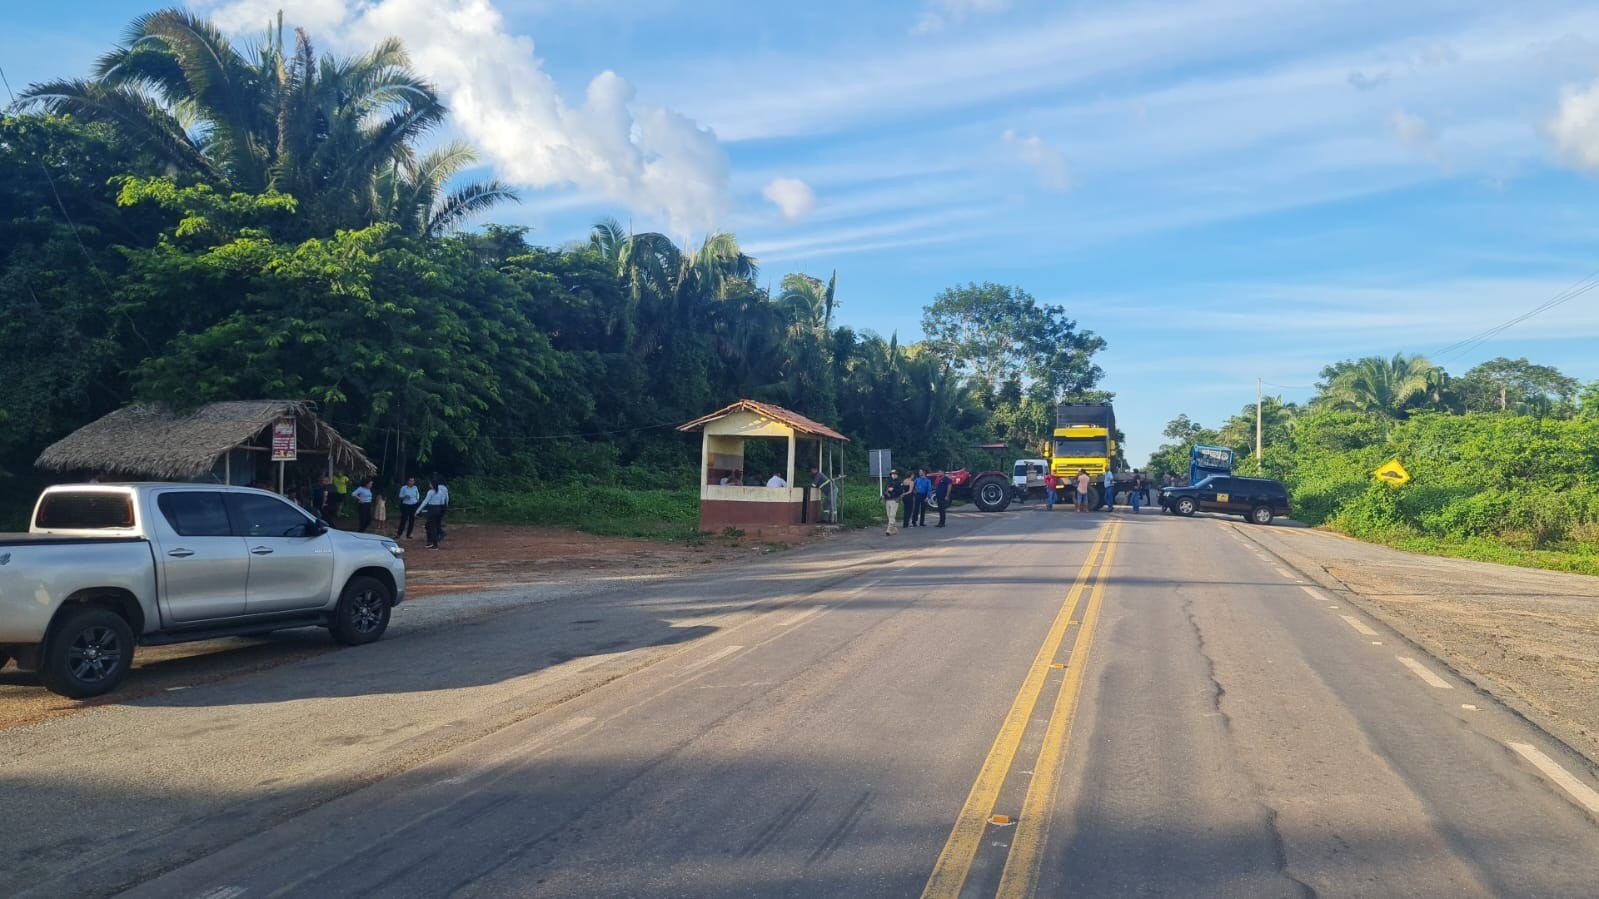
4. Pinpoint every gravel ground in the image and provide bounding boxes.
[1232,519,1599,765]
